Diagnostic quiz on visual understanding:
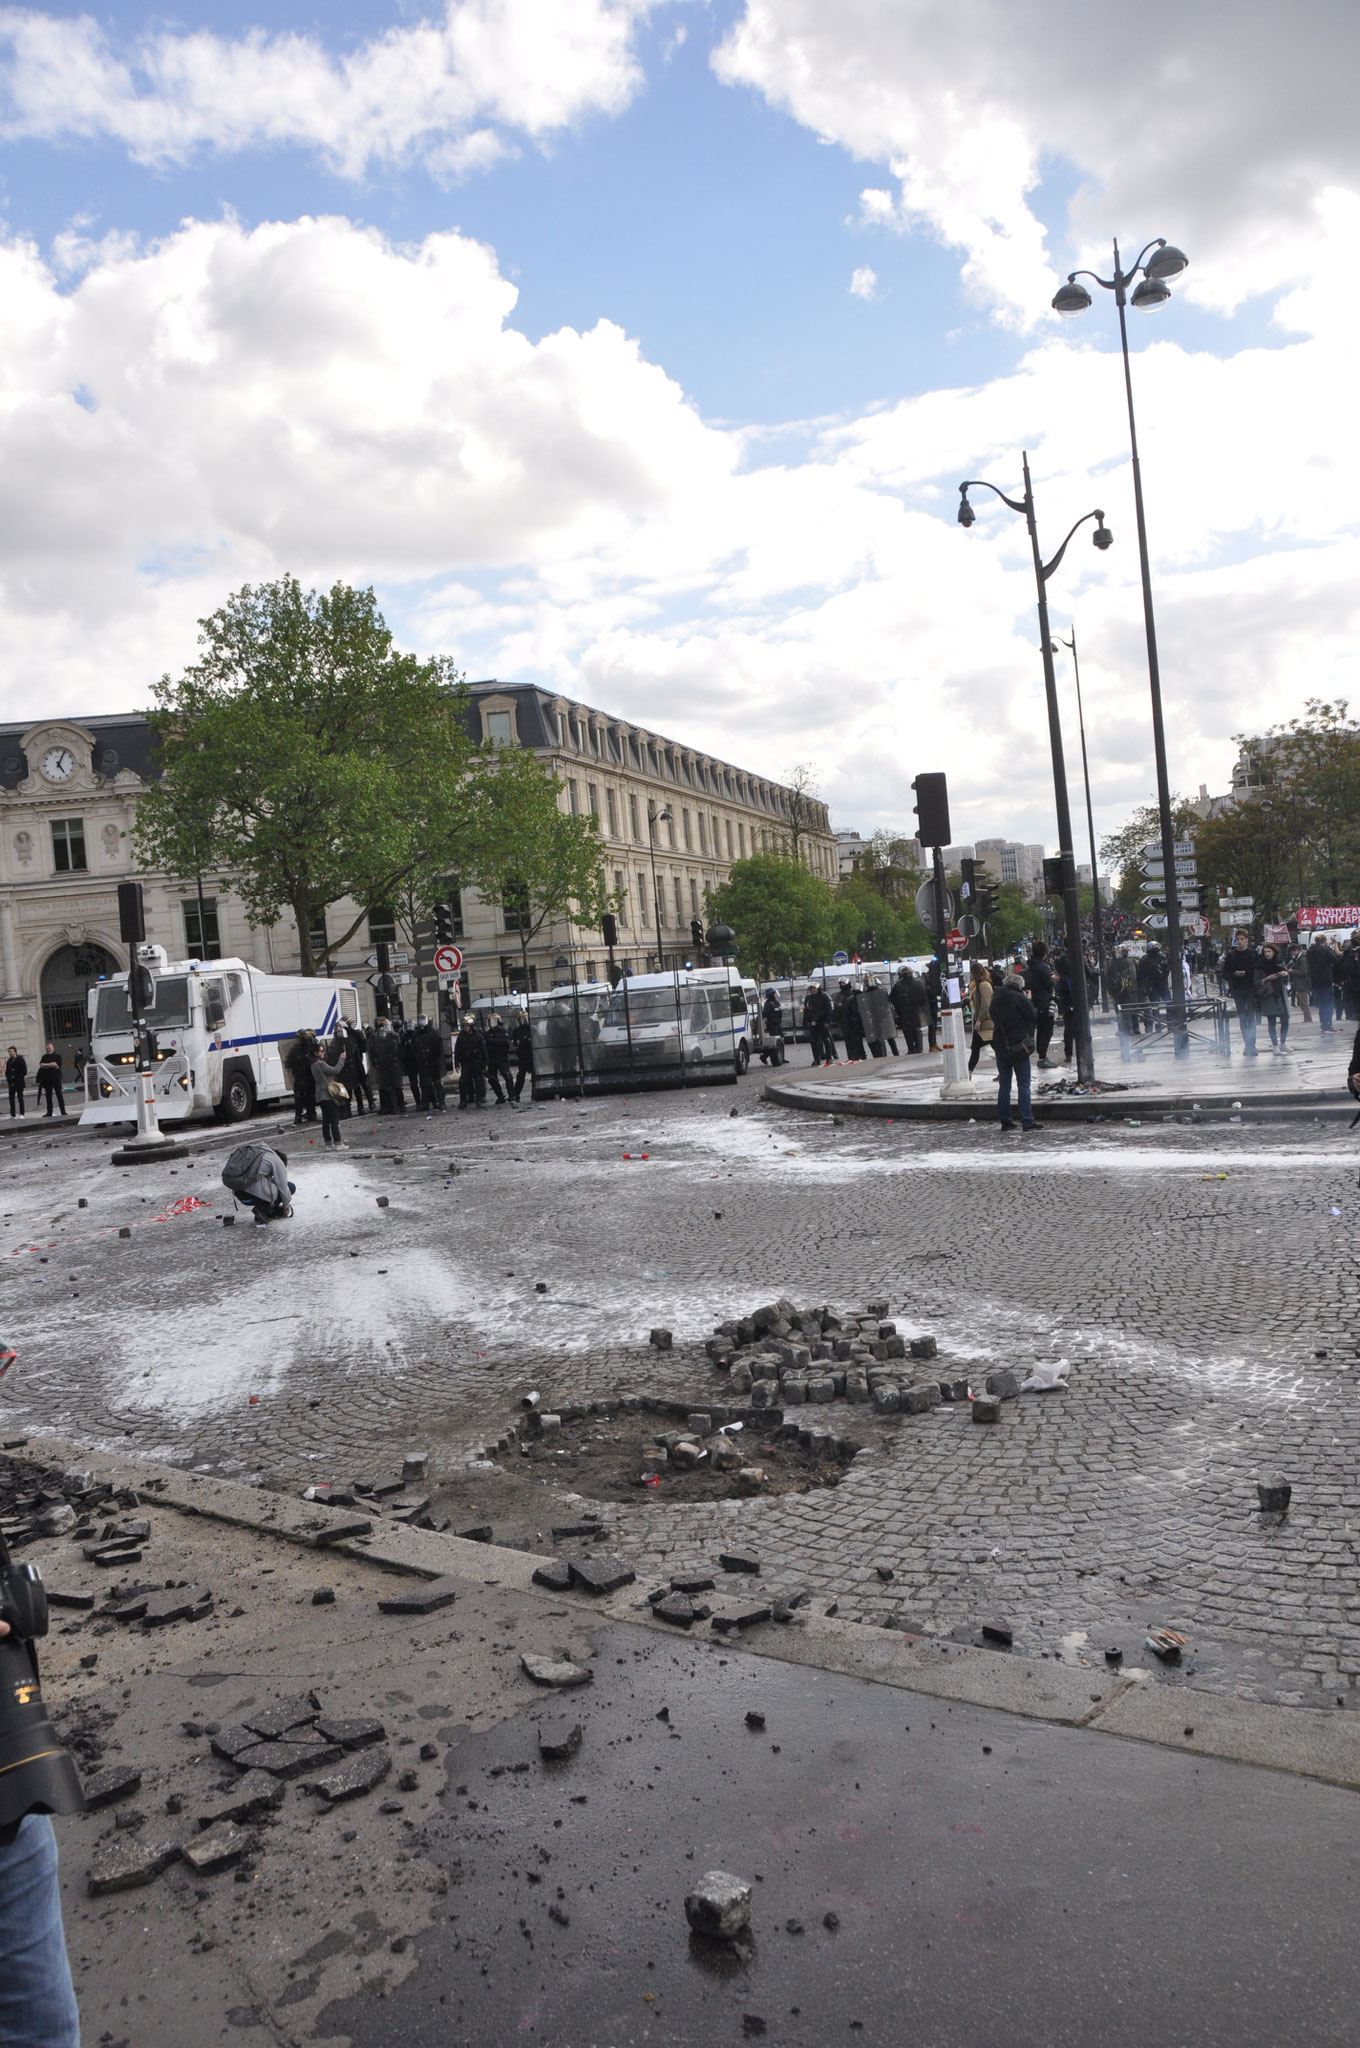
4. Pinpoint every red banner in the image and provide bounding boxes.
[1297,907,1360,928]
